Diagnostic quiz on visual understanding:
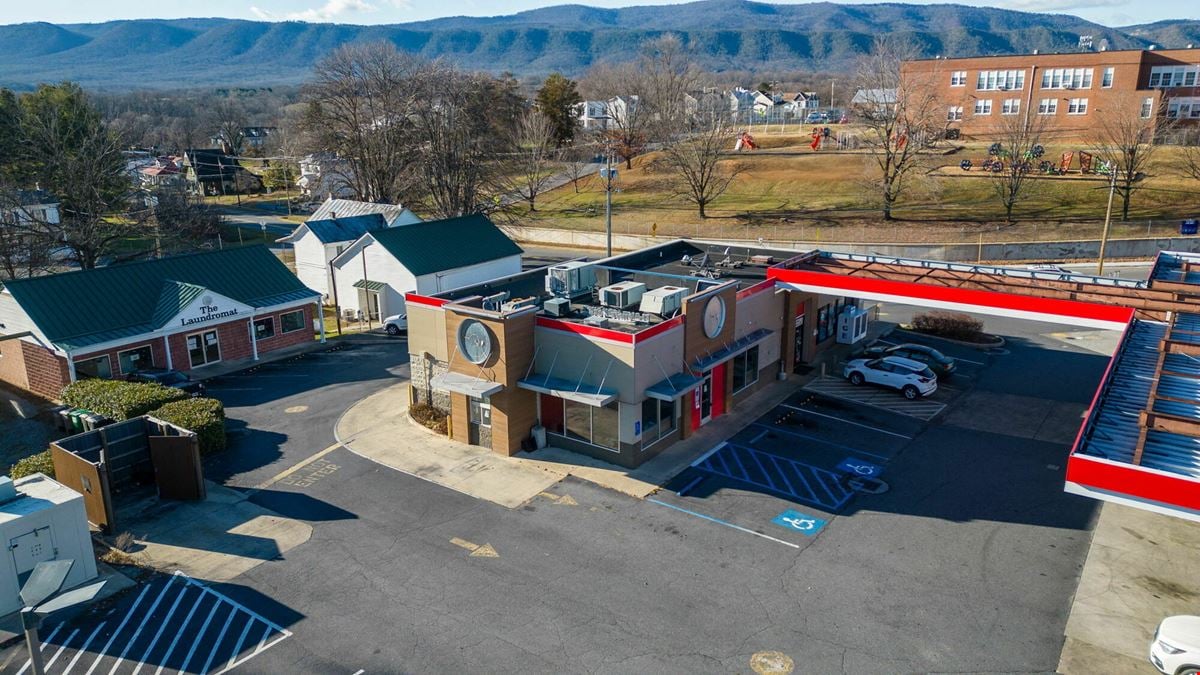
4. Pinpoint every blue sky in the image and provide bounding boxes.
[2,0,1194,29]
